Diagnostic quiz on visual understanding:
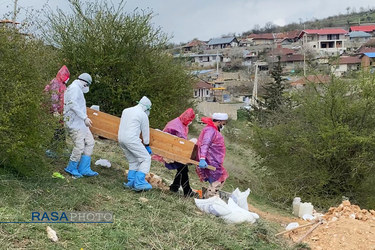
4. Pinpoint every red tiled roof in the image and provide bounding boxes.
[248,33,274,40]
[291,75,330,86]
[298,28,348,38]
[183,39,206,48]
[279,54,304,62]
[338,56,361,64]
[275,30,301,39]
[271,47,296,56]
[195,81,213,89]
[350,25,375,32]
[359,47,375,54]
